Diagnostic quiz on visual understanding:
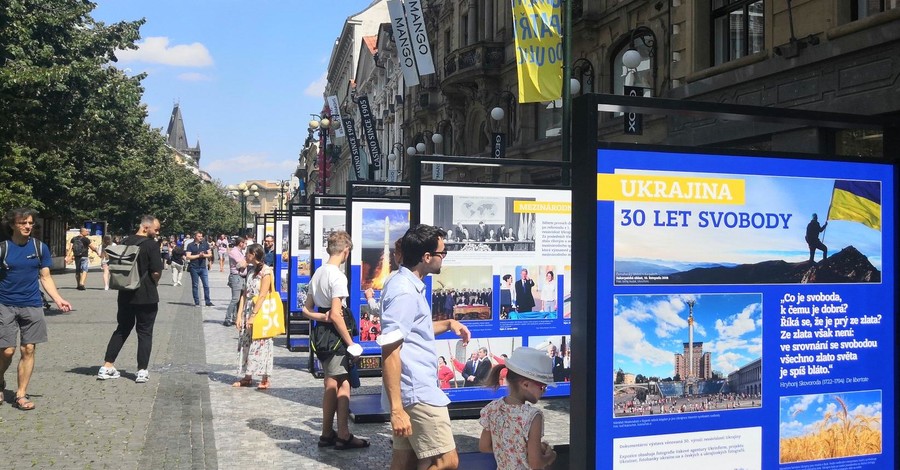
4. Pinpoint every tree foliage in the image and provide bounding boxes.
[0,0,239,235]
